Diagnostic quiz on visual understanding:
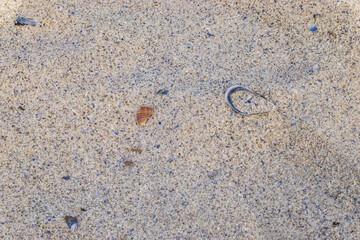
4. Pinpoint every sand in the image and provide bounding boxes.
[1,0,359,239]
